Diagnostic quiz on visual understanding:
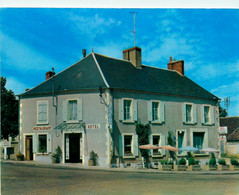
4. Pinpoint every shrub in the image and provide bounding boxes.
[52,146,62,163]
[209,158,216,166]
[218,159,226,165]
[187,152,192,159]
[230,159,239,166]
[89,150,99,165]
[188,157,195,165]
[179,158,186,165]
[195,160,200,165]
[160,160,168,165]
